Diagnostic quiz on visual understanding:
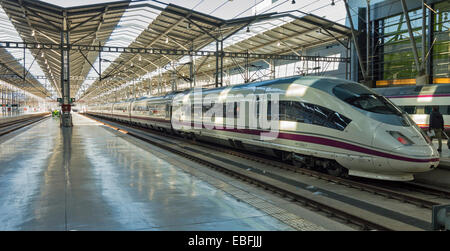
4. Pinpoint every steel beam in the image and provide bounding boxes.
[0,41,350,62]
[344,0,368,81]
[400,0,421,73]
